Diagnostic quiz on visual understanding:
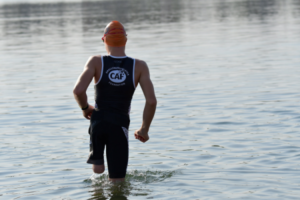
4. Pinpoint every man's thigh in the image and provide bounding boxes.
[87,120,107,165]
[106,125,129,179]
